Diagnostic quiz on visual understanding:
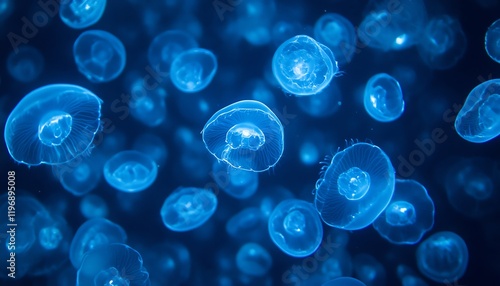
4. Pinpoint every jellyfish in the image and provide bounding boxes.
[296,81,342,117]
[77,243,150,286]
[323,277,367,286]
[59,0,107,29]
[73,30,126,83]
[6,45,44,83]
[0,0,13,22]
[363,73,405,122]
[226,207,267,242]
[485,19,500,63]
[272,35,338,96]
[148,30,198,75]
[211,161,259,199]
[202,100,284,172]
[160,187,218,232]
[397,264,429,286]
[416,231,469,283]
[353,254,386,286]
[103,150,158,193]
[268,199,323,257]
[4,84,103,166]
[314,13,357,65]
[455,78,500,143]
[132,133,168,166]
[417,15,467,70]
[234,0,276,46]
[244,79,277,107]
[53,154,104,196]
[319,247,353,281]
[236,243,272,277]
[174,126,212,181]
[373,179,435,245]
[170,48,218,93]
[80,194,109,219]
[314,142,395,230]
[129,77,168,127]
